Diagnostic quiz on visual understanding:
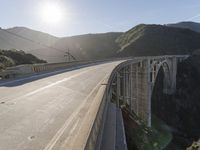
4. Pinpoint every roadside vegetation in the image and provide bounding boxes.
[0,49,46,70]
[122,108,172,150]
